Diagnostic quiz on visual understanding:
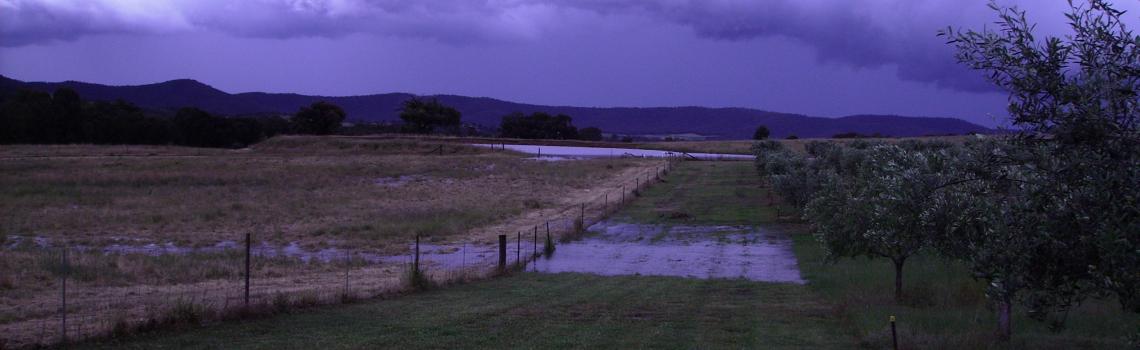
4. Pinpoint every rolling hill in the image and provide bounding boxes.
[0,76,993,139]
